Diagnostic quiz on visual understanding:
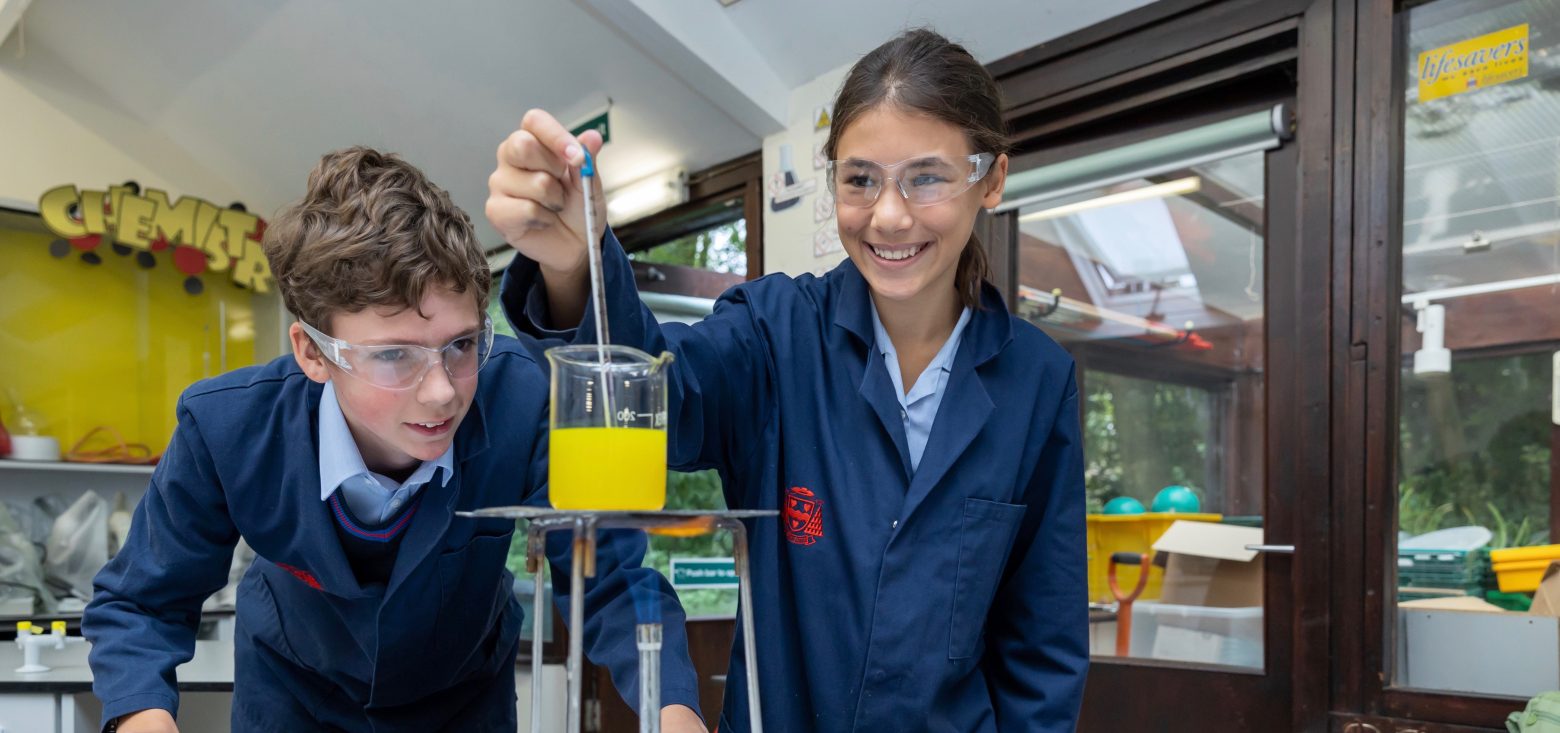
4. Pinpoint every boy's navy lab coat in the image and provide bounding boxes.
[503,234,1089,733]
[83,338,701,732]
